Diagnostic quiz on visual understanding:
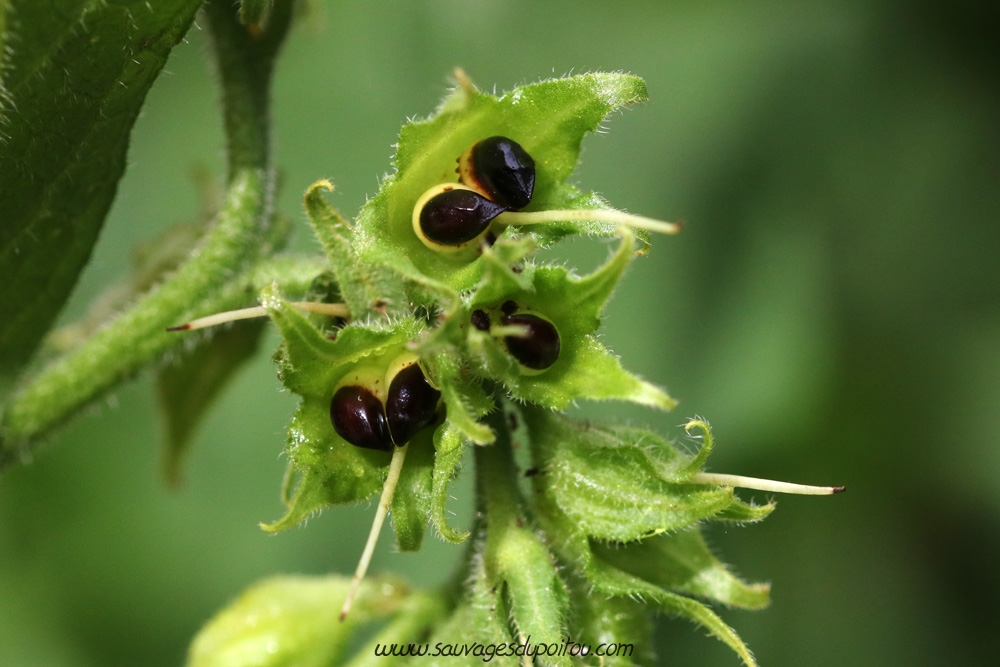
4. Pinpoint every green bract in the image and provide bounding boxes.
[259,285,425,533]
[523,408,772,666]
